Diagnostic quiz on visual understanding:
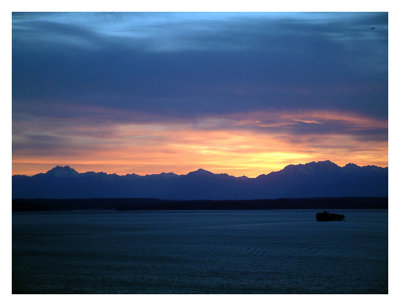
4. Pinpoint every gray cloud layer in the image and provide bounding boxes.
[13,13,388,121]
